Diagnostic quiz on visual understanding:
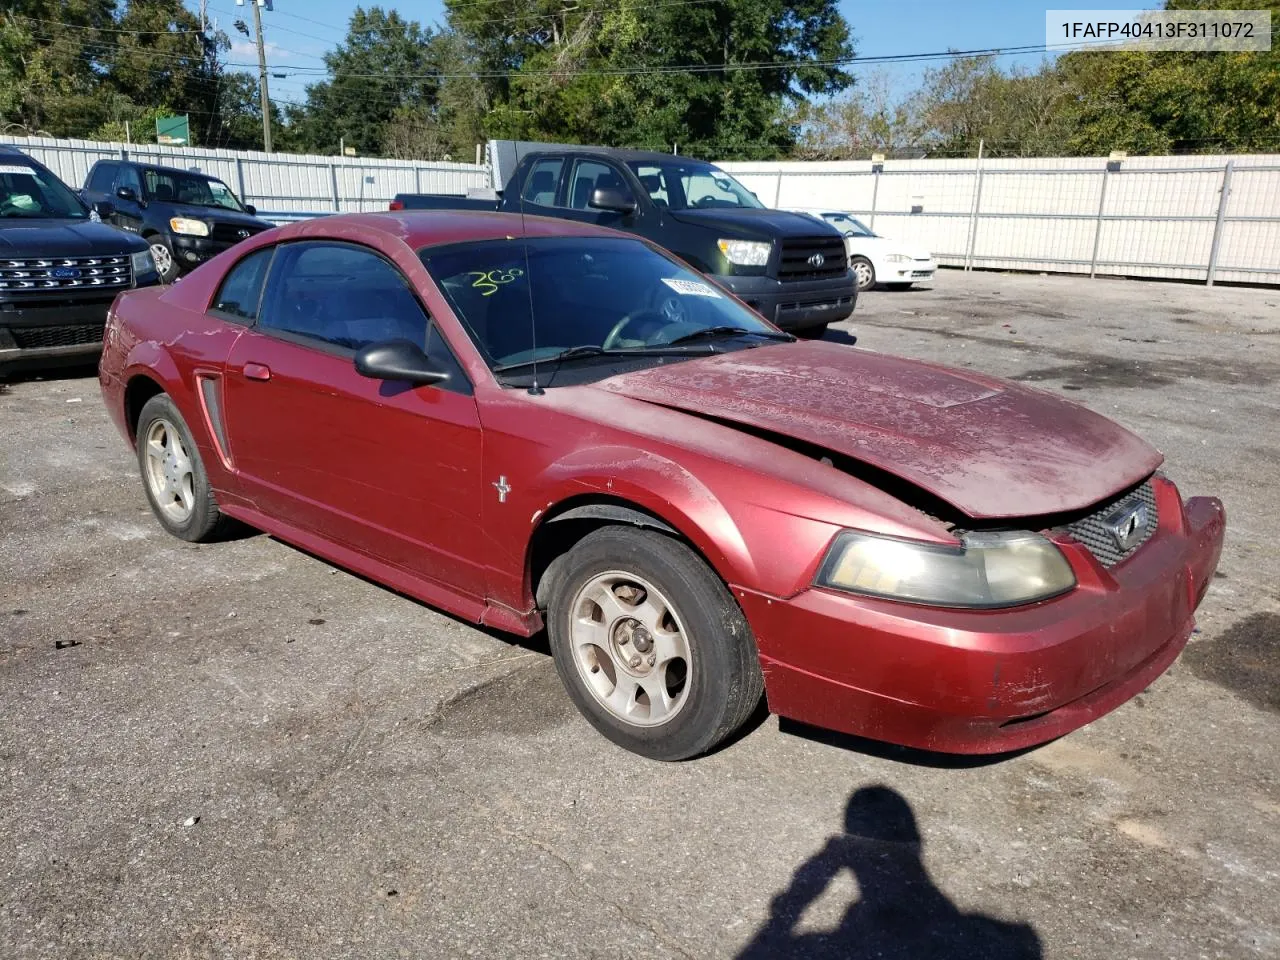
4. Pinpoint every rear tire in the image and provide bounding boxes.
[545,526,764,761]
[135,393,226,542]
